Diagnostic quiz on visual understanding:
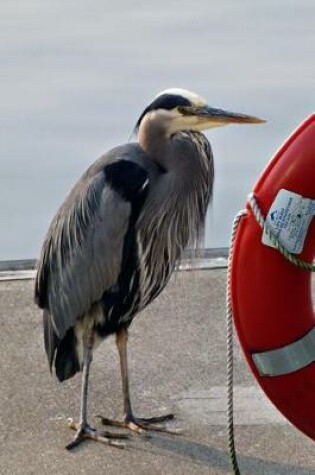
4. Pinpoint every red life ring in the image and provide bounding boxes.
[230,114,315,440]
